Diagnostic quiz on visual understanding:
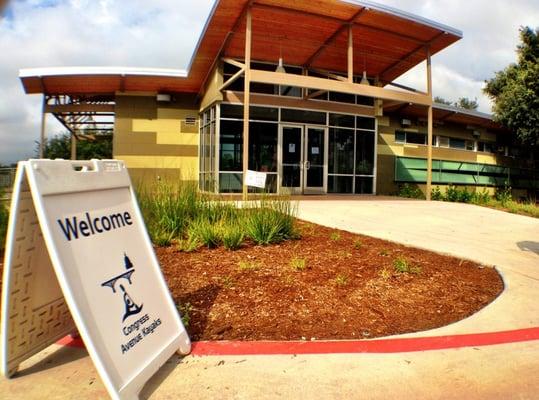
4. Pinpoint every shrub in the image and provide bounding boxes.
[398,183,425,199]
[471,189,491,205]
[245,197,299,245]
[457,187,473,203]
[353,239,362,250]
[188,218,221,248]
[221,223,245,250]
[431,186,444,201]
[445,184,459,202]
[495,185,513,206]
[0,194,8,251]
[177,236,201,252]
